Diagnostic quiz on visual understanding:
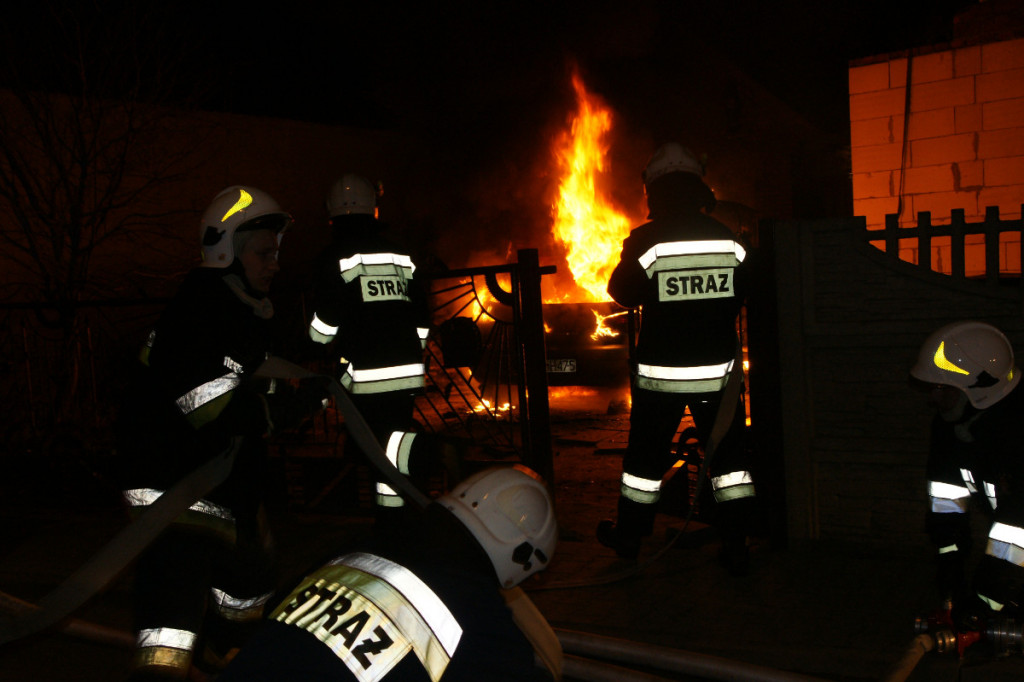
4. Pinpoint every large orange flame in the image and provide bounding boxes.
[551,73,634,303]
